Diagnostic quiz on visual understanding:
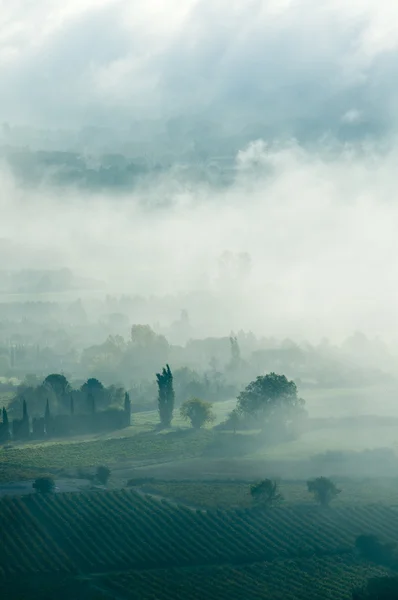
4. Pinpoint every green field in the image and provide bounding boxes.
[134,478,398,510]
[0,428,214,482]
